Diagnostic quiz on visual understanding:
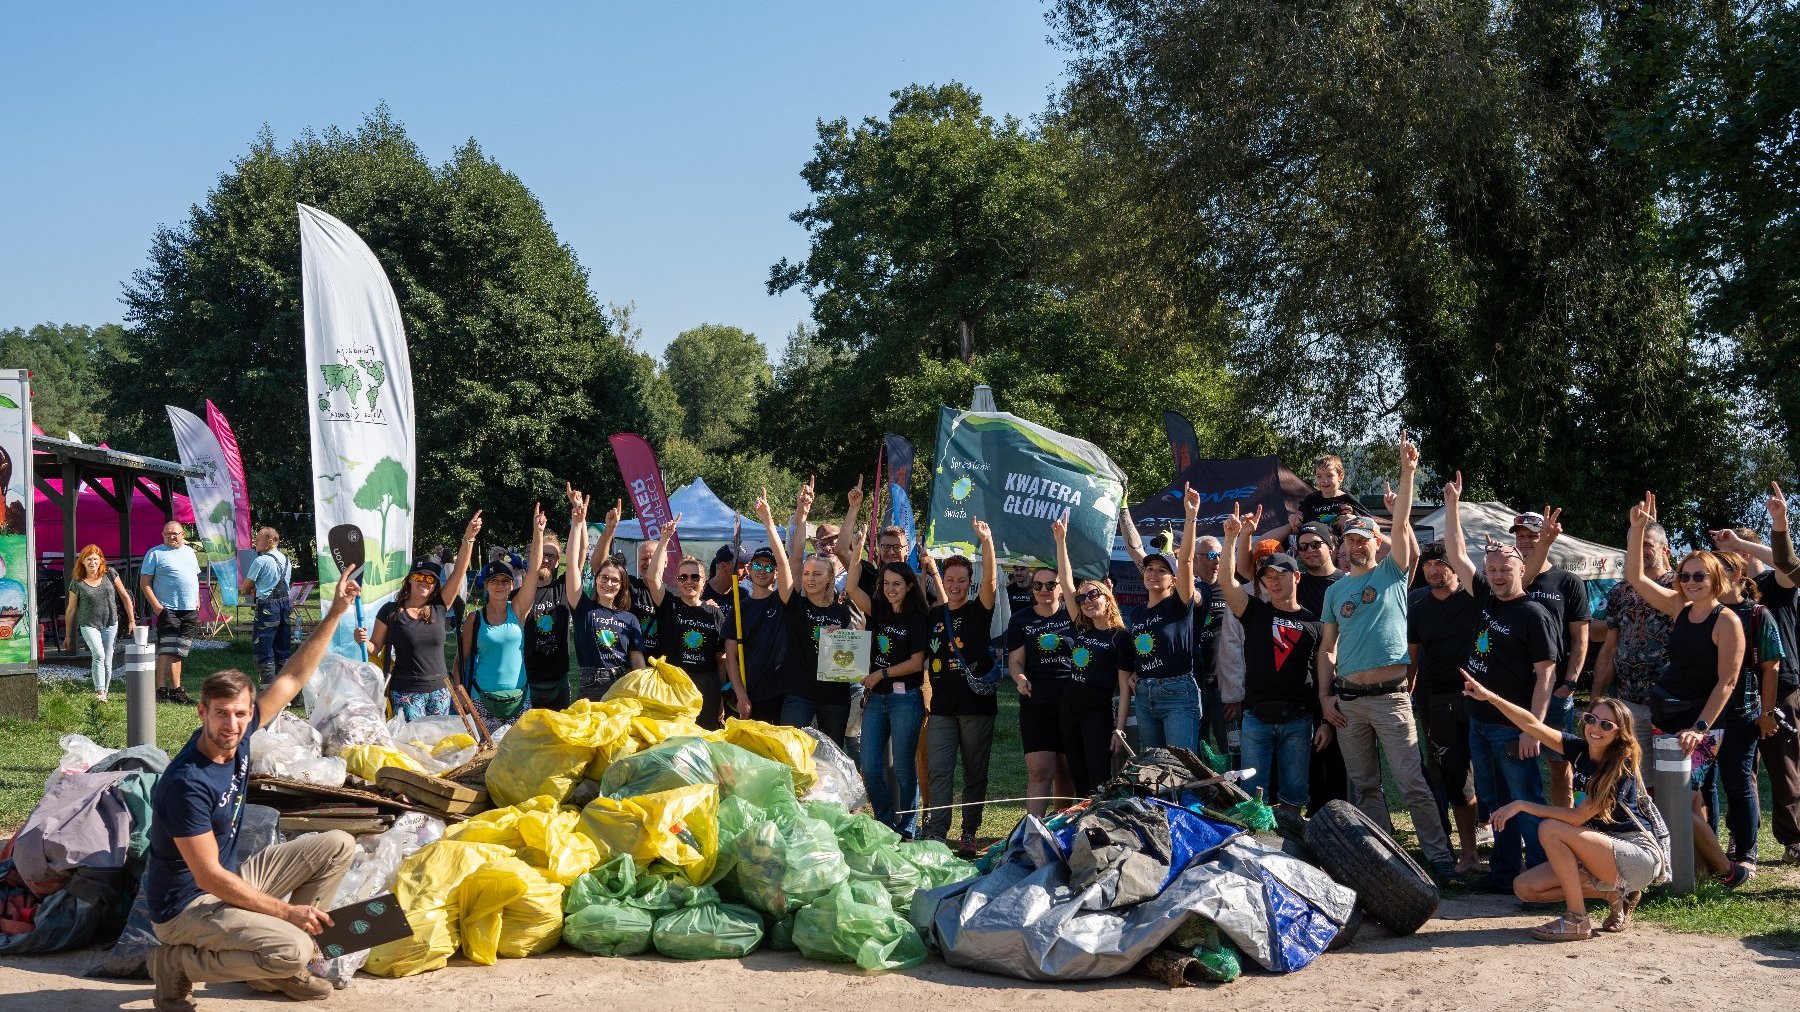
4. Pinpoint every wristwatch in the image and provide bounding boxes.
[1692,719,1710,733]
